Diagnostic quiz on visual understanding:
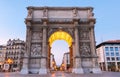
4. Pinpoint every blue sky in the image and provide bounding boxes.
[0,0,120,65]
